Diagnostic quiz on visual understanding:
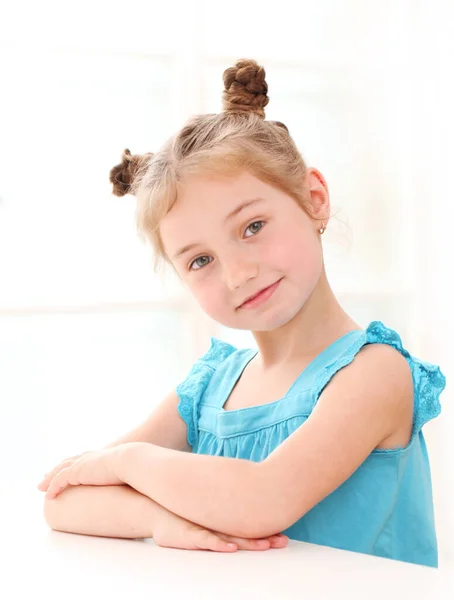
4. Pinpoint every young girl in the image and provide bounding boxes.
[38,59,446,567]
